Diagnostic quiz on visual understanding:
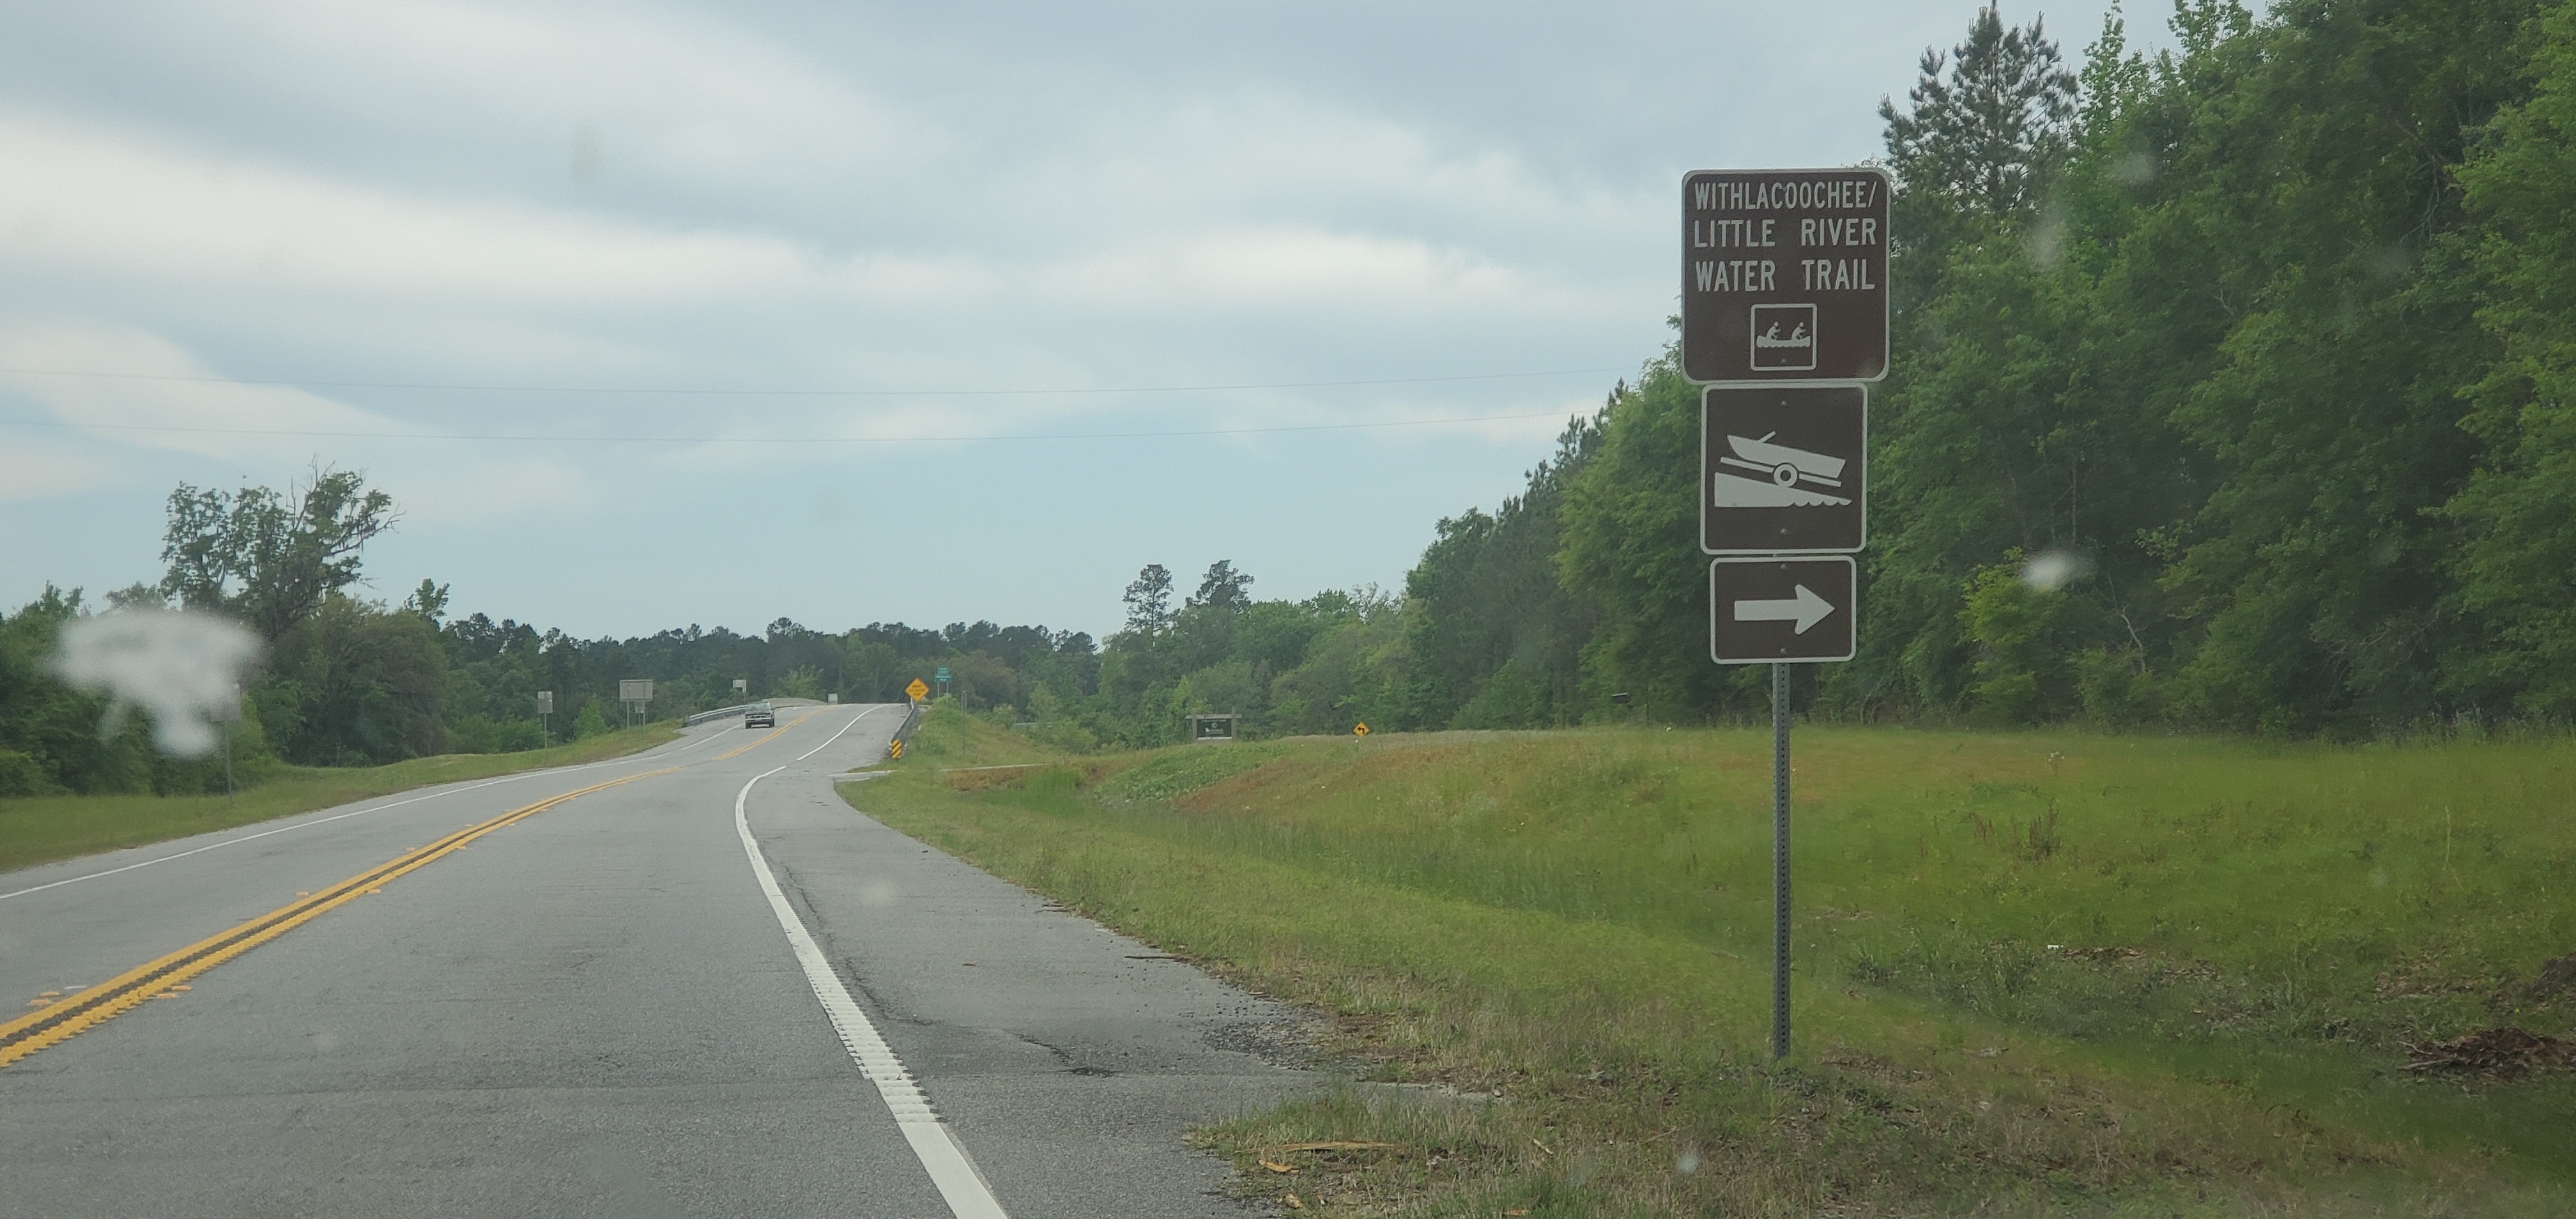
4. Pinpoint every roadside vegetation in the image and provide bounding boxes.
[0,721,680,872]
[852,704,2576,1216]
